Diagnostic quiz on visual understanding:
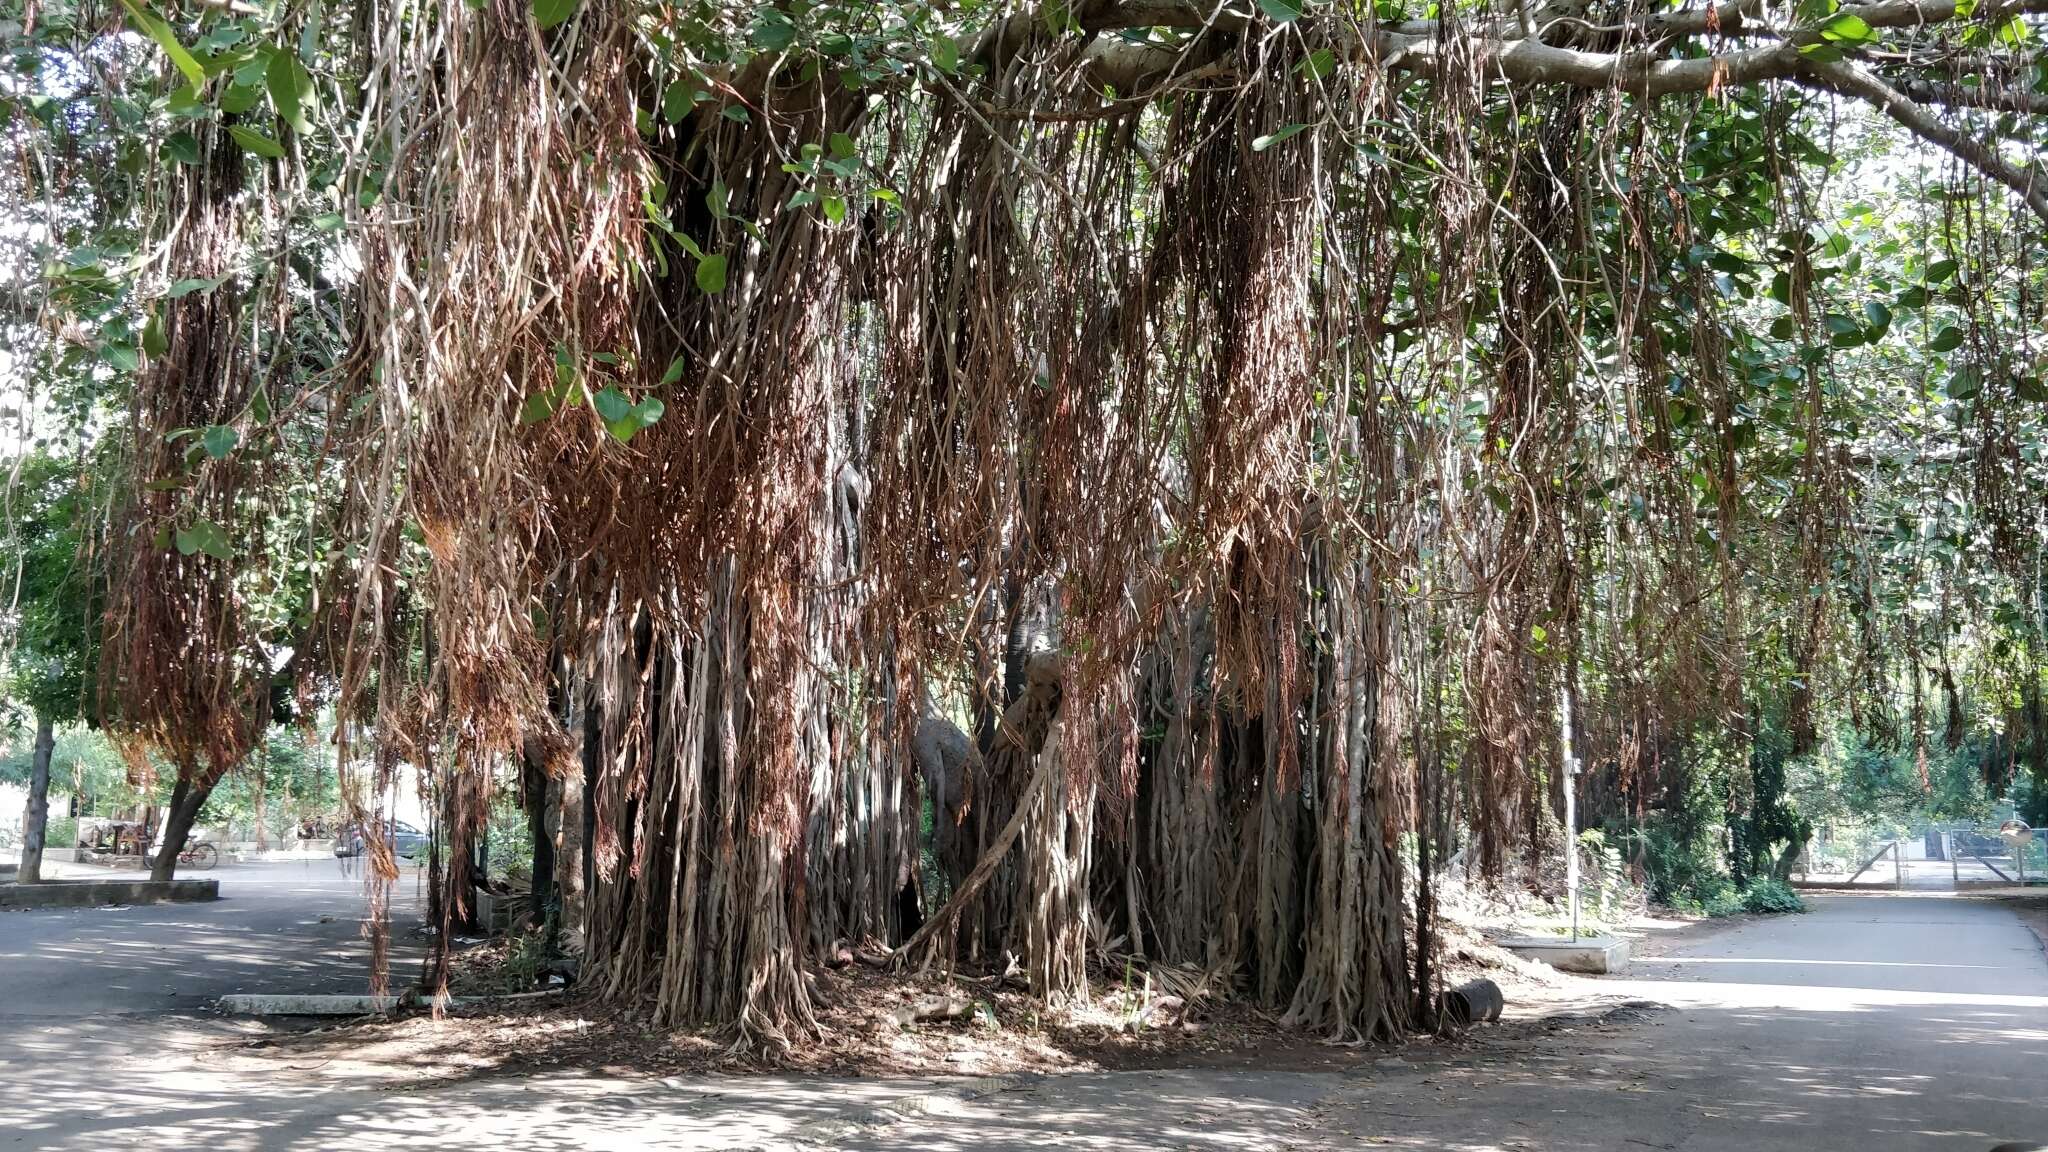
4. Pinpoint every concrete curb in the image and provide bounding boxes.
[217,989,563,1016]
[0,878,219,908]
